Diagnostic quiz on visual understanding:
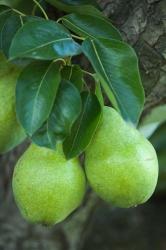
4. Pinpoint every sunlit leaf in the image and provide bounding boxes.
[32,80,82,149]
[16,61,61,135]
[45,0,102,16]
[82,38,145,125]
[9,19,81,60]
[62,13,122,41]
